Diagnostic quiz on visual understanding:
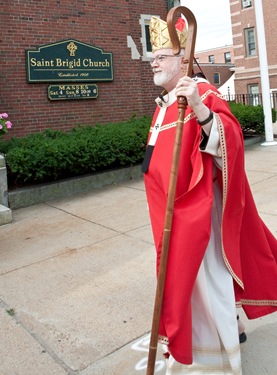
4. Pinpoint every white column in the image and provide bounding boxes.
[254,0,276,145]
